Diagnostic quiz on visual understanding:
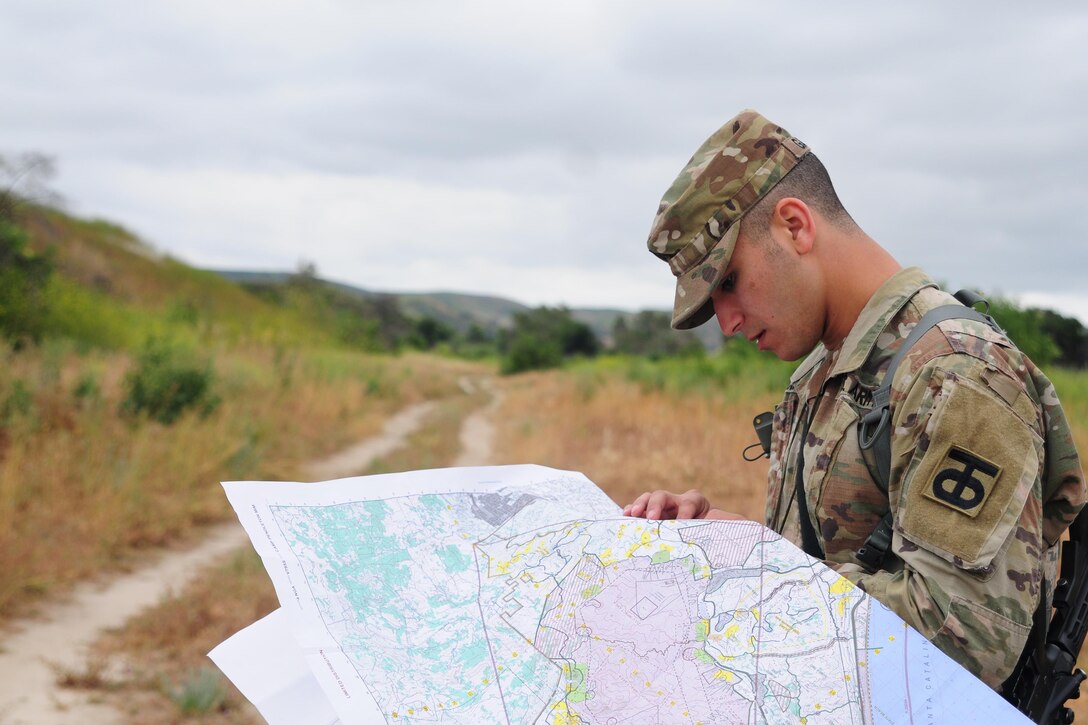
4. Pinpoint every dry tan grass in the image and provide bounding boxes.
[0,345,485,622]
[71,361,1088,721]
[489,369,779,520]
[89,380,491,723]
[93,547,279,723]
